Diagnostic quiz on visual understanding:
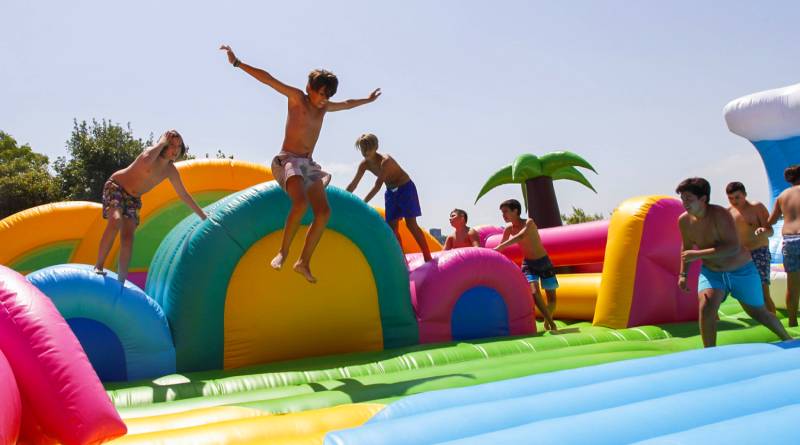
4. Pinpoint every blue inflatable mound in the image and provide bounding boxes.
[27,264,175,381]
[325,343,799,444]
